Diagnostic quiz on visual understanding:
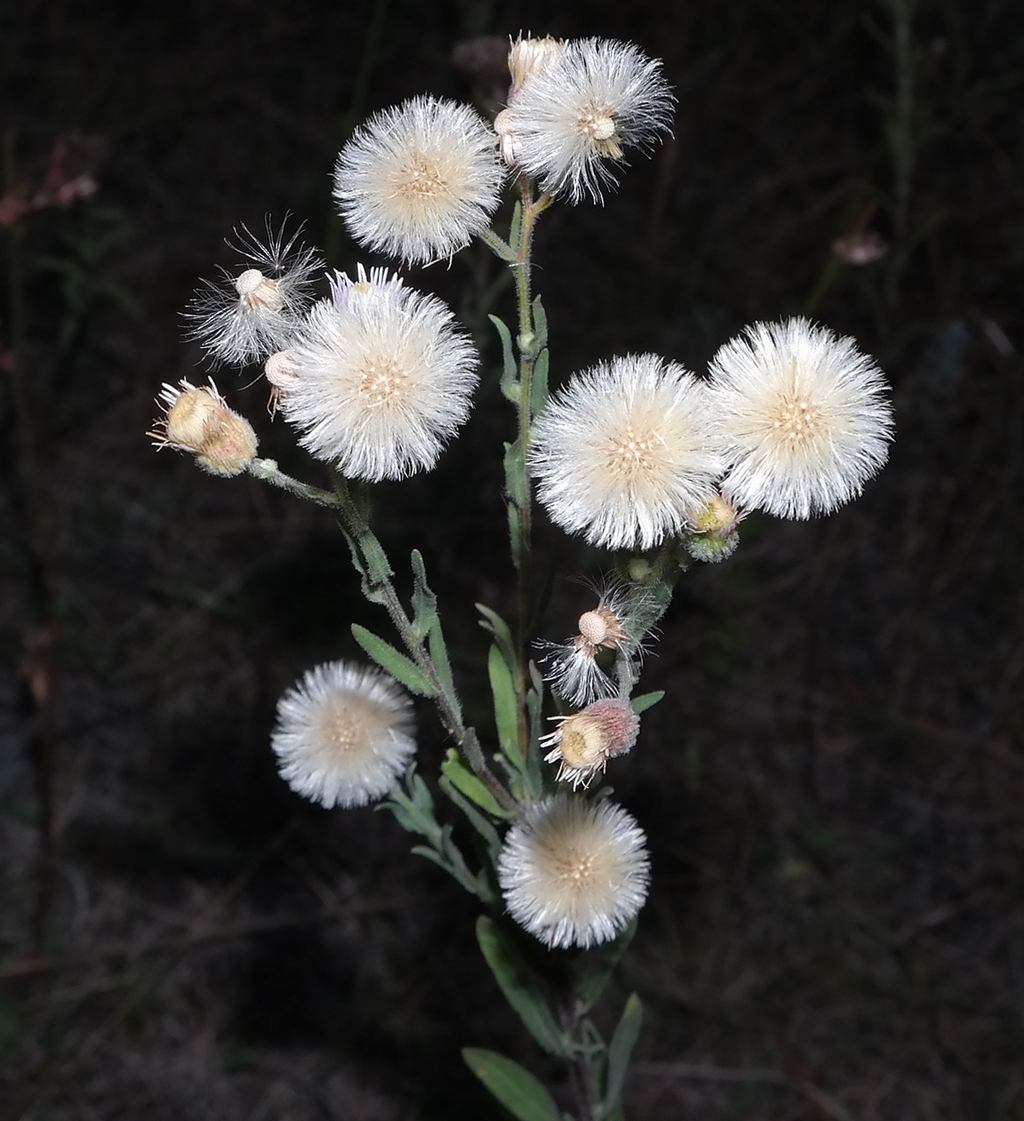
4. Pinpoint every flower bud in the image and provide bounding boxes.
[683,494,741,563]
[152,379,257,477]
